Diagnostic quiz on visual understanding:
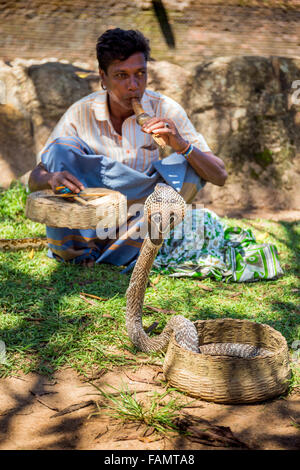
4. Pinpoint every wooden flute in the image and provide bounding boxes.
[131,98,166,148]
